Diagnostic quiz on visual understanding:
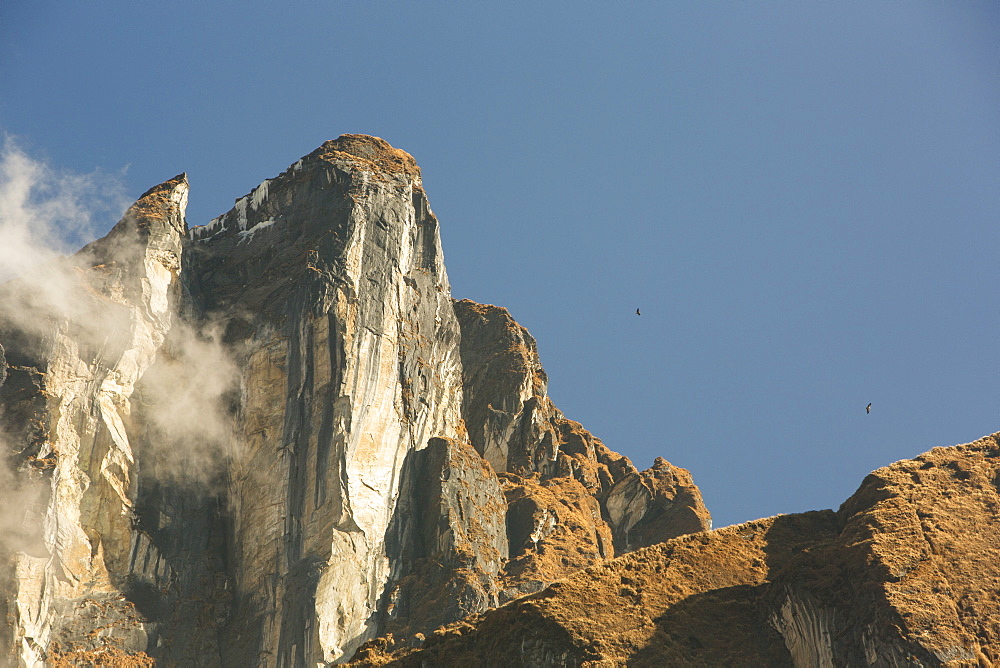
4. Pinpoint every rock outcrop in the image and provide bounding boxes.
[189,135,466,665]
[454,299,709,580]
[381,437,508,641]
[351,433,1000,666]
[0,175,190,666]
[0,136,709,666]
